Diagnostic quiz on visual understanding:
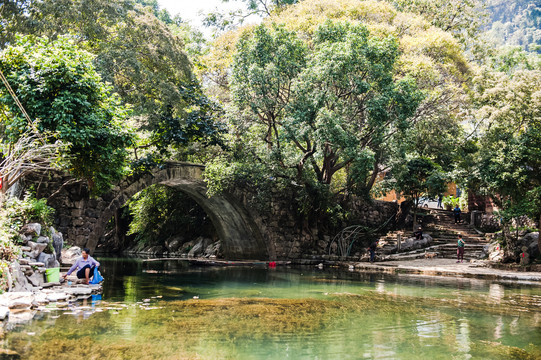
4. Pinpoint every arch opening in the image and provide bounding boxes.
[97,184,220,258]
[87,164,268,260]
